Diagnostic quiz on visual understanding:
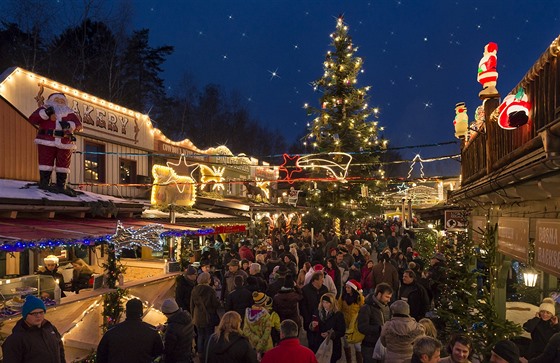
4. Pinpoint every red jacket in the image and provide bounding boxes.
[261,338,318,363]
[29,106,82,149]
